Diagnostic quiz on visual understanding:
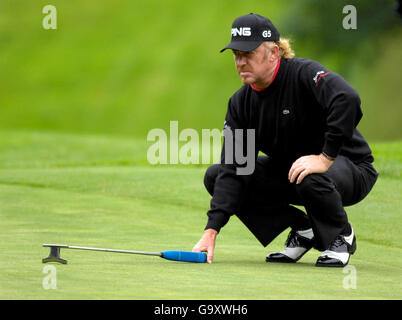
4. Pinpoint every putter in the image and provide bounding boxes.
[42,244,207,264]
